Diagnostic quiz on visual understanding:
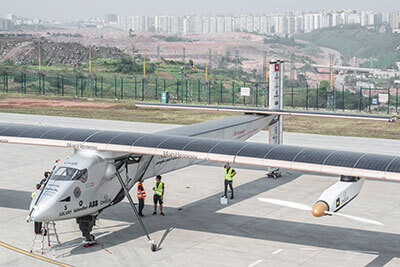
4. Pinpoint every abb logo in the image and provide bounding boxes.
[274,64,280,72]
